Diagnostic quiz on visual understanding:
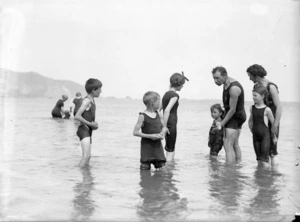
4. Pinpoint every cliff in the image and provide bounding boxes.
[0,69,84,98]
